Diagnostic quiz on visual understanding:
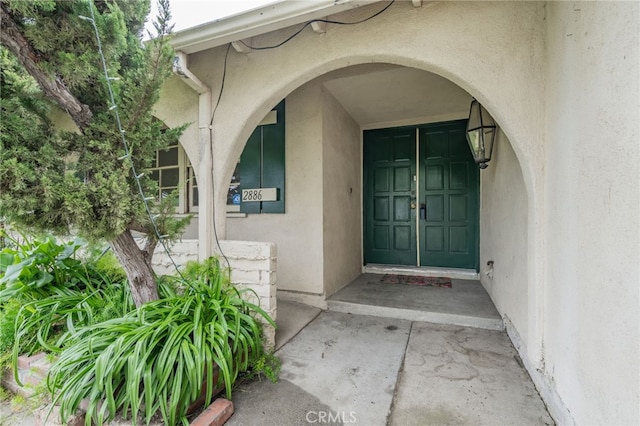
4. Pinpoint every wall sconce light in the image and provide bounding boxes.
[466,98,497,169]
